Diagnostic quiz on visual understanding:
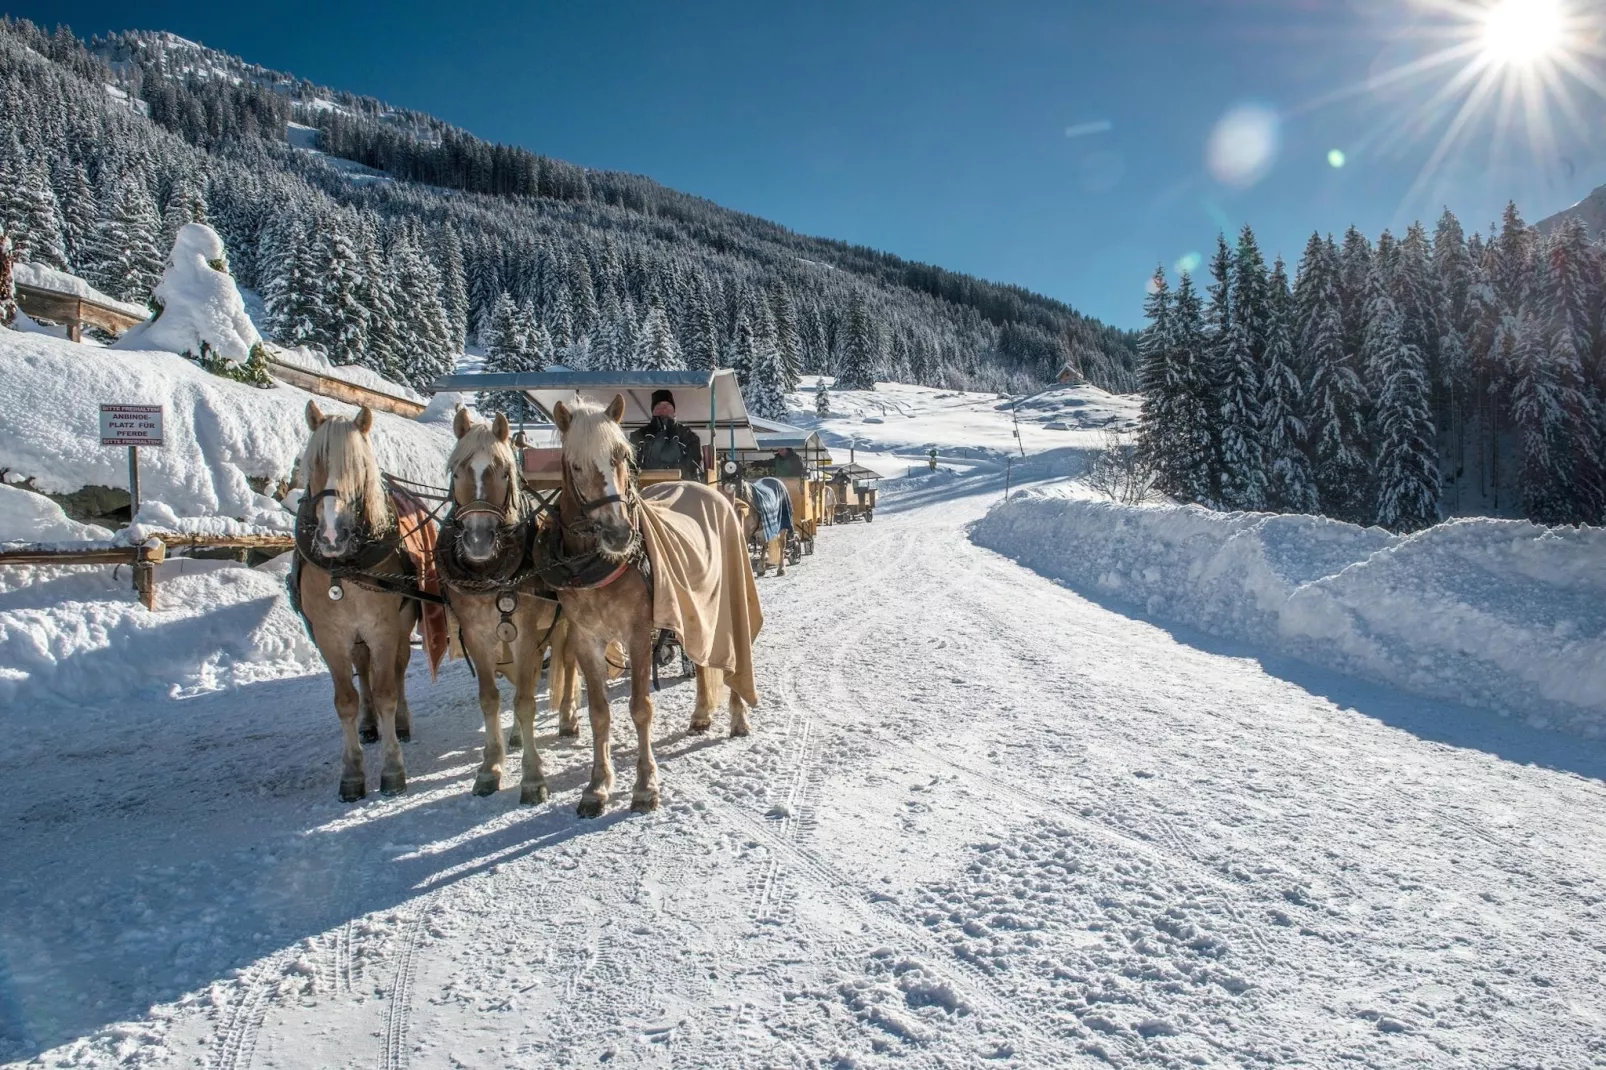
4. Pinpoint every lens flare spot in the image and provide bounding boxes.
[1327,148,1346,168]
[1205,103,1280,188]
[1145,273,1163,295]
[1174,251,1203,275]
